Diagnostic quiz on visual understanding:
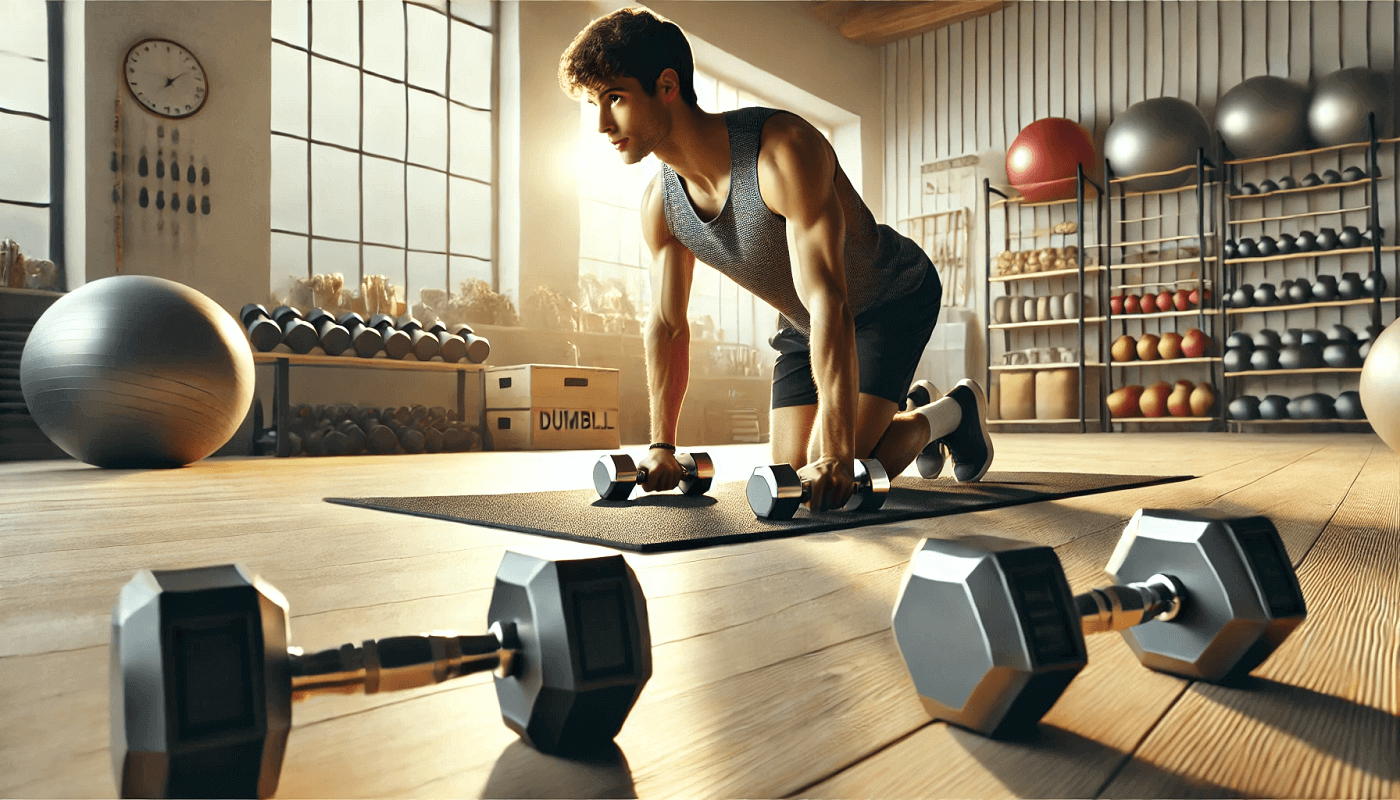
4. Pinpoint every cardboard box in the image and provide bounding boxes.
[484,365,621,450]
